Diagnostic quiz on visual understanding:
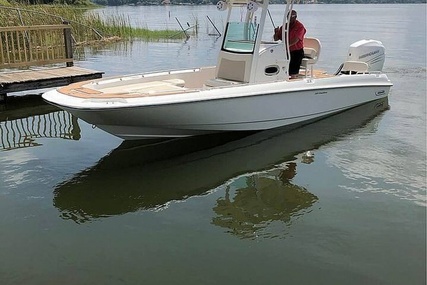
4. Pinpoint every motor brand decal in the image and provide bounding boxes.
[359,49,380,59]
